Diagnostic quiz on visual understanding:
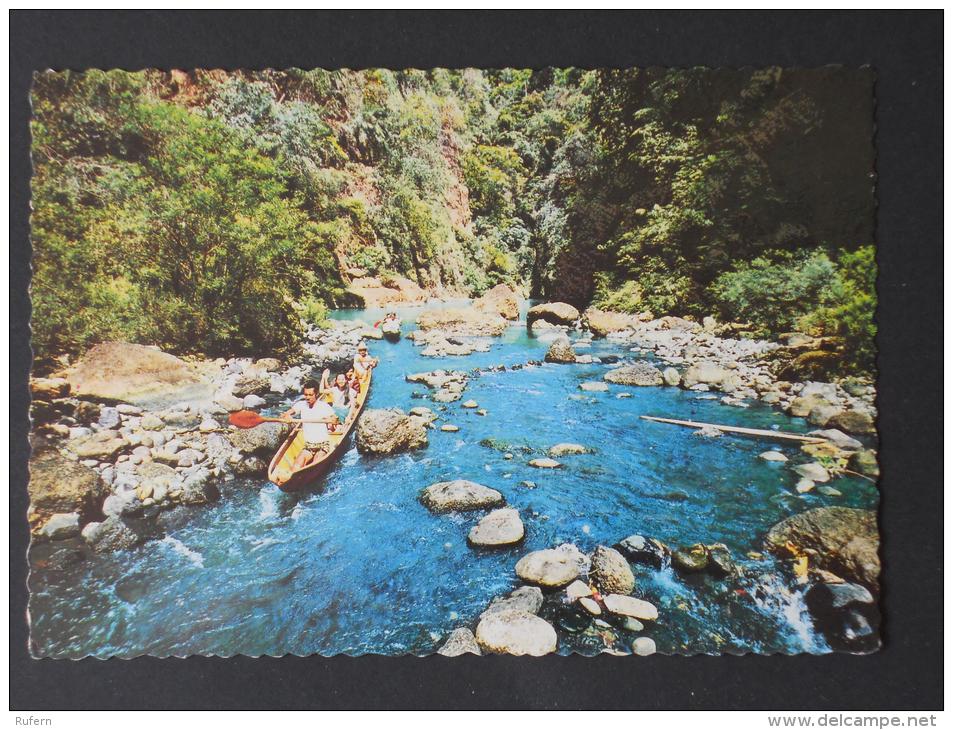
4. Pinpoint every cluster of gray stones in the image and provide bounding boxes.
[415,478,662,657]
